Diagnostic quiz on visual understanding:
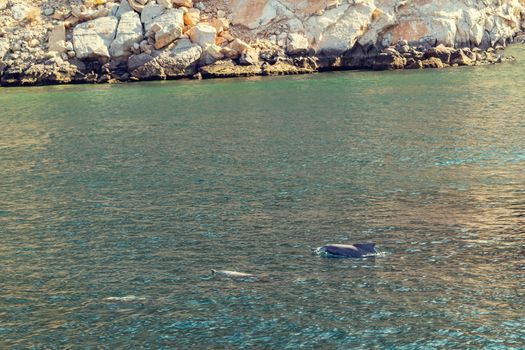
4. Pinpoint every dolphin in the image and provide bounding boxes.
[211,269,258,279]
[315,243,378,258]
[104,295,146,302]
